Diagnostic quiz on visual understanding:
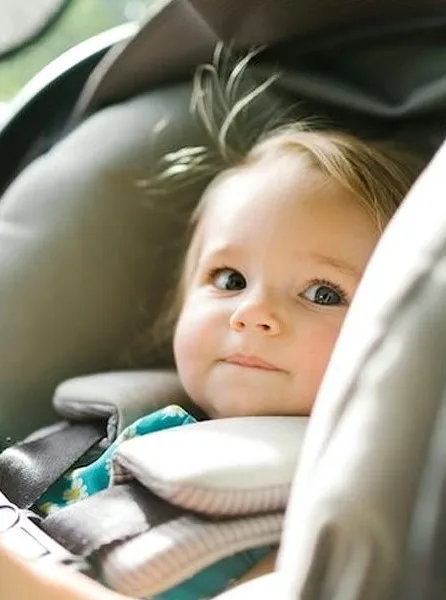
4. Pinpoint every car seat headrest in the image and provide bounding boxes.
[276,141,446,599]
